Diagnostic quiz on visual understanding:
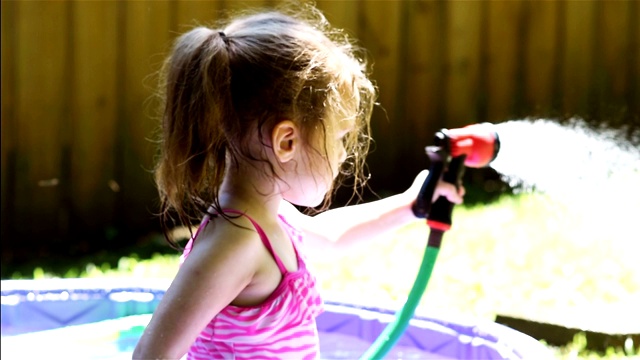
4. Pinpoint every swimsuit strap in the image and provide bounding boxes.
[222,209,289,275]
